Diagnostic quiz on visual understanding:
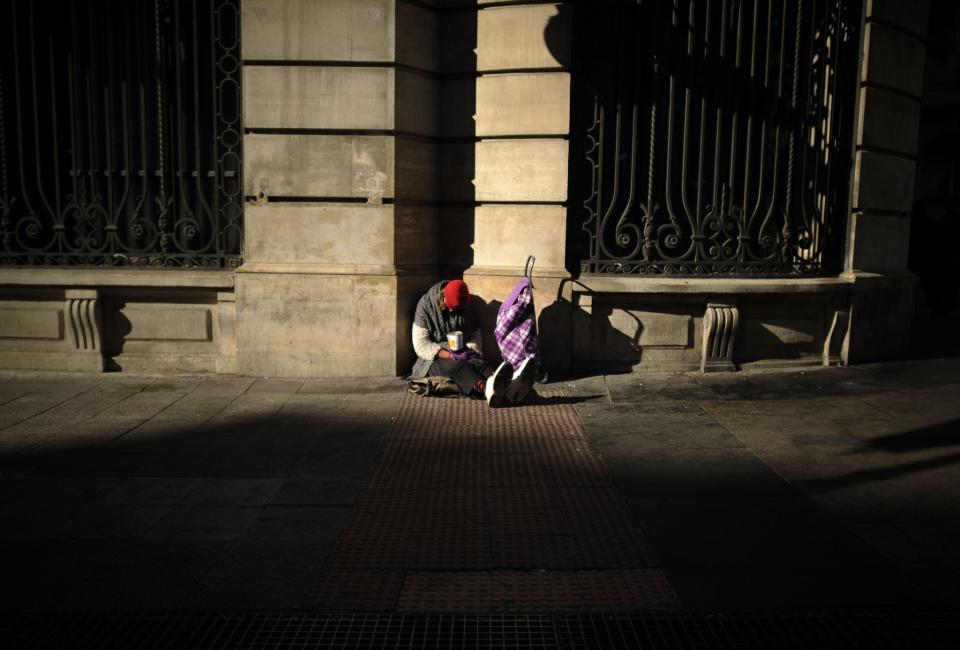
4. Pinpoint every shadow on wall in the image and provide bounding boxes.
[397,5,479,375]
[734,321,817,364]
[437,7,478,277]
[101,297,132,372]
[468,296,502,365]
[469,280,642,376]
[544,5,573,70]
[544,4,580,280]
[909,0,960,319]
[421,4,595,376]
[539,279,642,375]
